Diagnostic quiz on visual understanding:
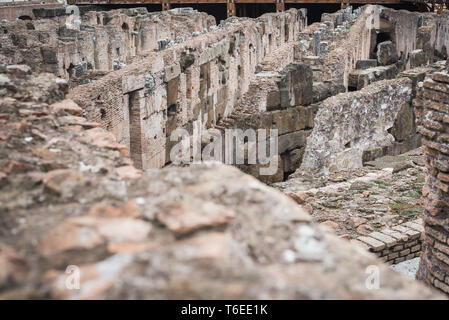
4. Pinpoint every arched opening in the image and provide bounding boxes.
[18,15,32,21]
[377,32,392,44]
[66,63,75,78]
[121,23,129,31]
[372,32,392,59]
